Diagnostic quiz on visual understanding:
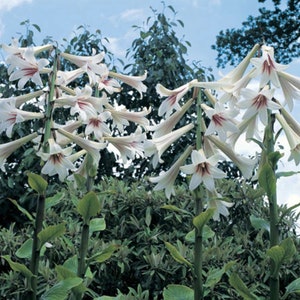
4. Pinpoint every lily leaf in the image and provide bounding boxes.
[193,208,215,233]
[2,255,33,280]
[27,172,48,195]
[258,162,276,198]
[8,198,34,222]
[164,242,192,267]
[250,215,270,233]
[163,284,194,300]
[38,223,66,248]
[285,278,300,295]
[77,191,100,224]
[229,272,258,300]
[90,218,106,234]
